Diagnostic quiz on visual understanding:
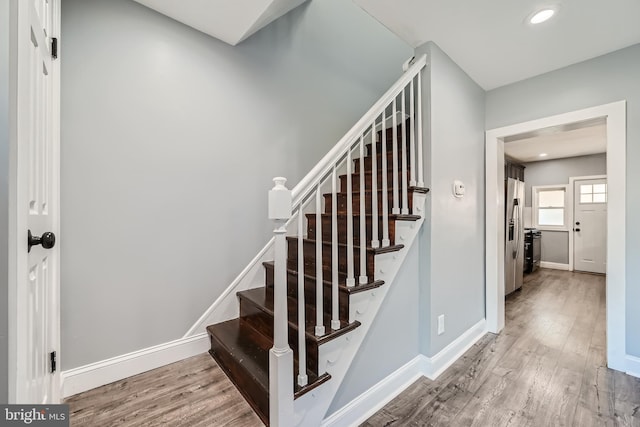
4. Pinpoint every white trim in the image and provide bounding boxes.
[423,319,487,380]
[61,333,210,398]
[485,101,626,372]
[321,319,487,427]
[626,355,640,379]
[321,355,428,427]
[568,175,607,272]
[539,261,570,271]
